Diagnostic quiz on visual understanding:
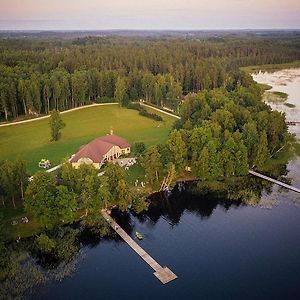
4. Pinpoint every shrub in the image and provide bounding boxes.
[36,233,56,253]
[127,103,163,121]
[134,142,146,155]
